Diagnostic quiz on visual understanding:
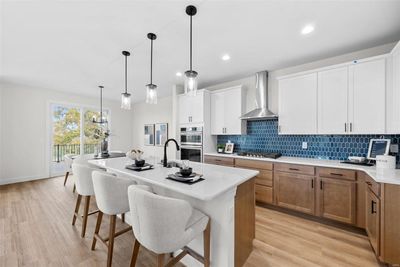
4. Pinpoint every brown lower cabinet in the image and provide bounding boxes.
[274,171,315,215]
[203,155,400,265]
[317,177,356,224]
[366,187,380,256]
